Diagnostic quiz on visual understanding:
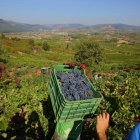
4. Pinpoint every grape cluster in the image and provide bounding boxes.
[56,70,94,101]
